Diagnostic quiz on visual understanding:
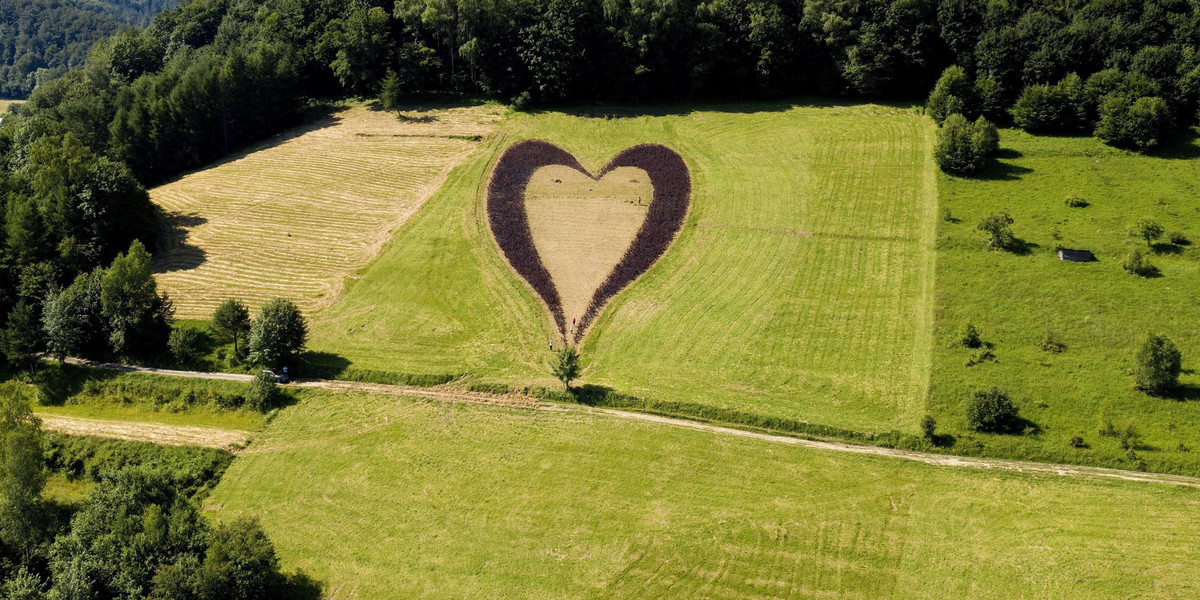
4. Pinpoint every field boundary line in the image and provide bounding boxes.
[59,358,1200,488]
